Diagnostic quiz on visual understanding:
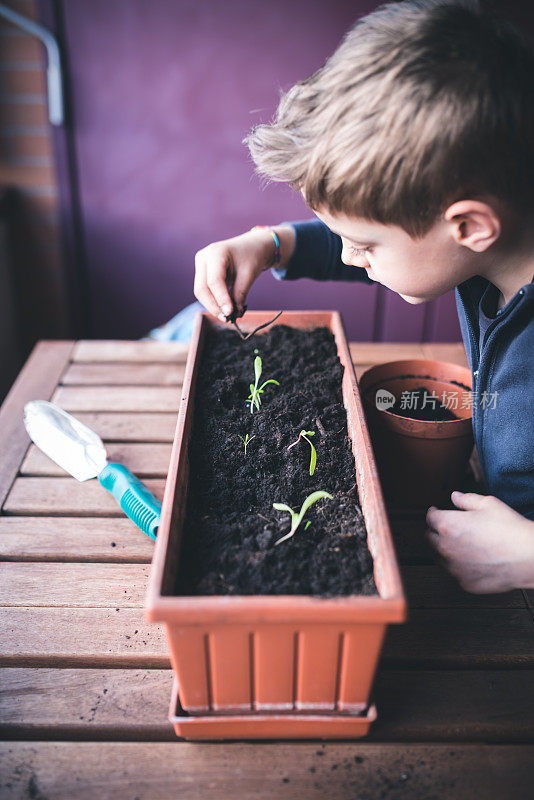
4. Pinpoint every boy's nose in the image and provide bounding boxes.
[342,250,370,269]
